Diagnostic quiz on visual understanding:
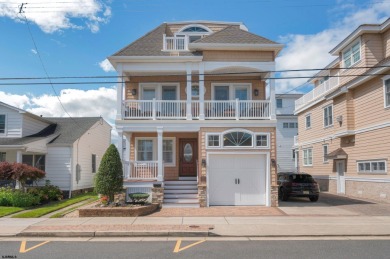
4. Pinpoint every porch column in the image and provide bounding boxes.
[186,63,192,120]
[199,62,205,120]
[124,132,132,179]
[157,127,164,182]
[269,72,276,120]
[116,64,124,120]
[117,130,124,160]
[15,150,22,189]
